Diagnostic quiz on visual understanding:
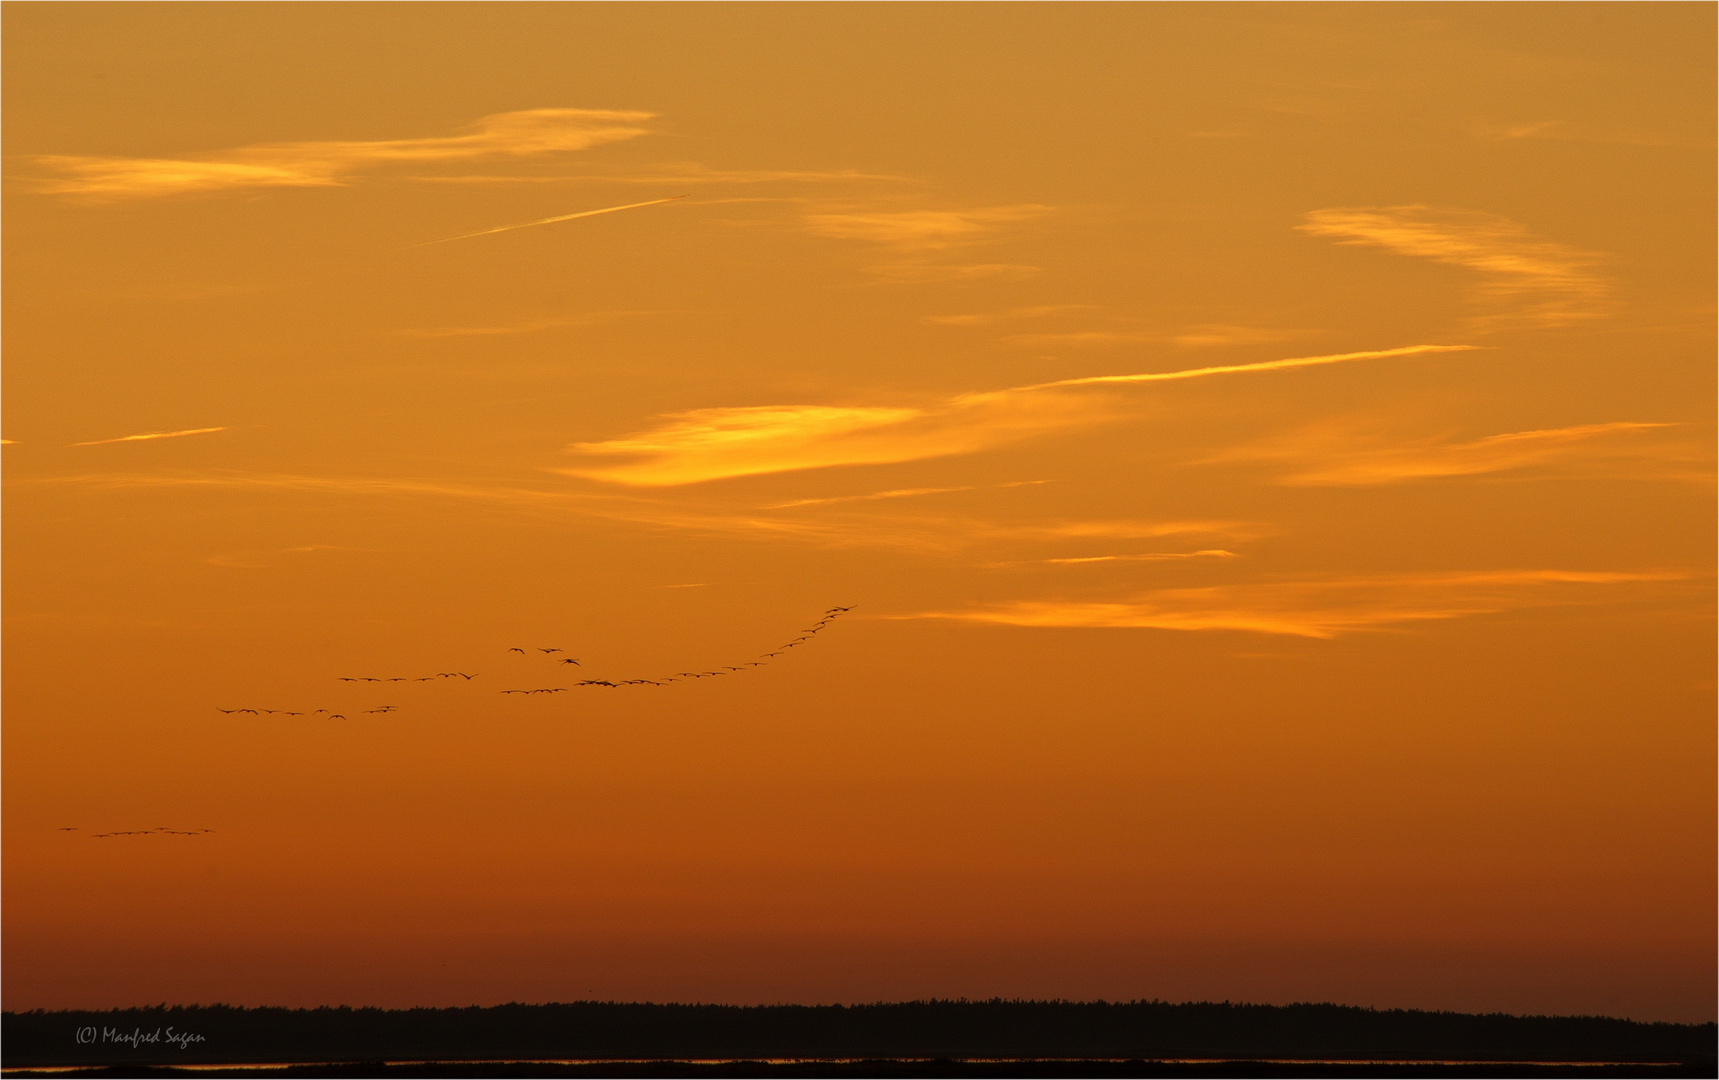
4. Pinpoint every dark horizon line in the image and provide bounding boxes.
[7,999,1713,1028]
